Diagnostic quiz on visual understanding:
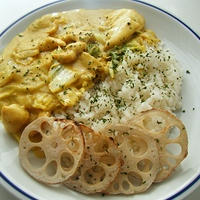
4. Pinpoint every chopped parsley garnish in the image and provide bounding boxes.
[108,46,127,72]
[186,70,190,74]
[87,43,101,58]
[23,69,30,77]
